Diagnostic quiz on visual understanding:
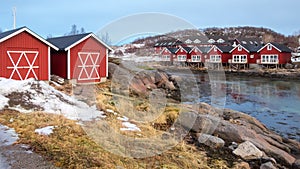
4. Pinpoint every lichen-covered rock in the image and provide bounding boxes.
[233,141,263,160]
[196,133,225,148]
